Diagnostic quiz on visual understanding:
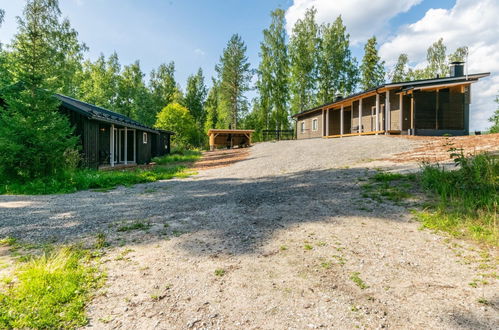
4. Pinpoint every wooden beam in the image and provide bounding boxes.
[133,129,136,163]
[110,124,115,167]
[385,90,390,134]
[209,133,215,151]
[410,94,415,135]
[375,94,380,134]
[326,130,385,138]
[358,98,362,135]
[124,127,128,165]
[399,93,403,131]
[340,104,344,136]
